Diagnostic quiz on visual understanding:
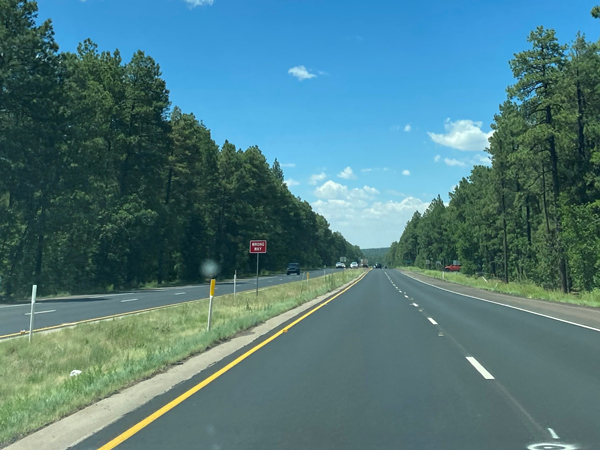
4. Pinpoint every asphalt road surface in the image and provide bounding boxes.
[0,269,338,338]
[72,268,598,450]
